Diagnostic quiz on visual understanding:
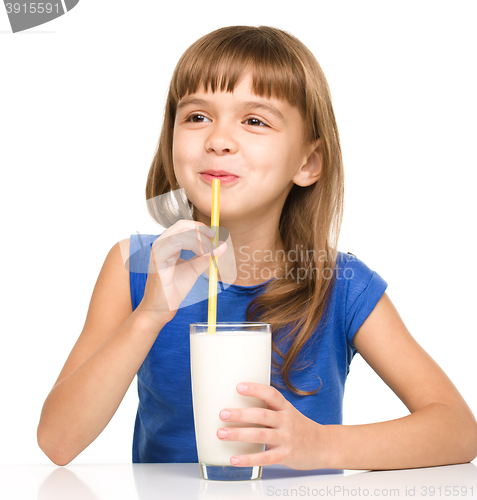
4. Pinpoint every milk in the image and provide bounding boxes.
[190,330,271,466]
